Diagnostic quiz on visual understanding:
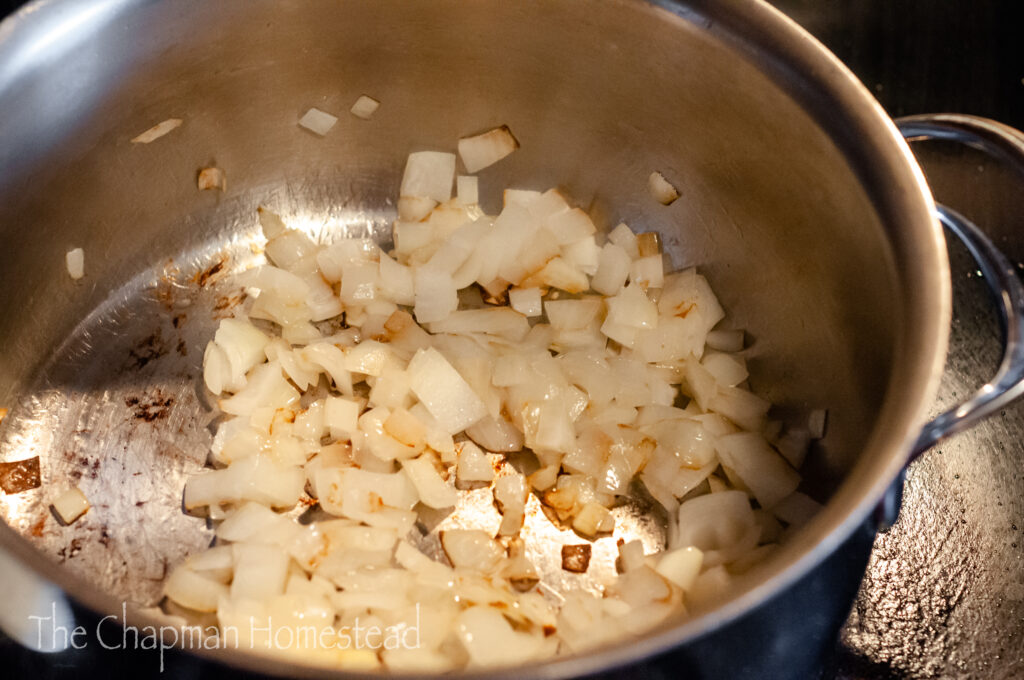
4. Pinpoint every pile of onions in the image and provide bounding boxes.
[164,137,823,670]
